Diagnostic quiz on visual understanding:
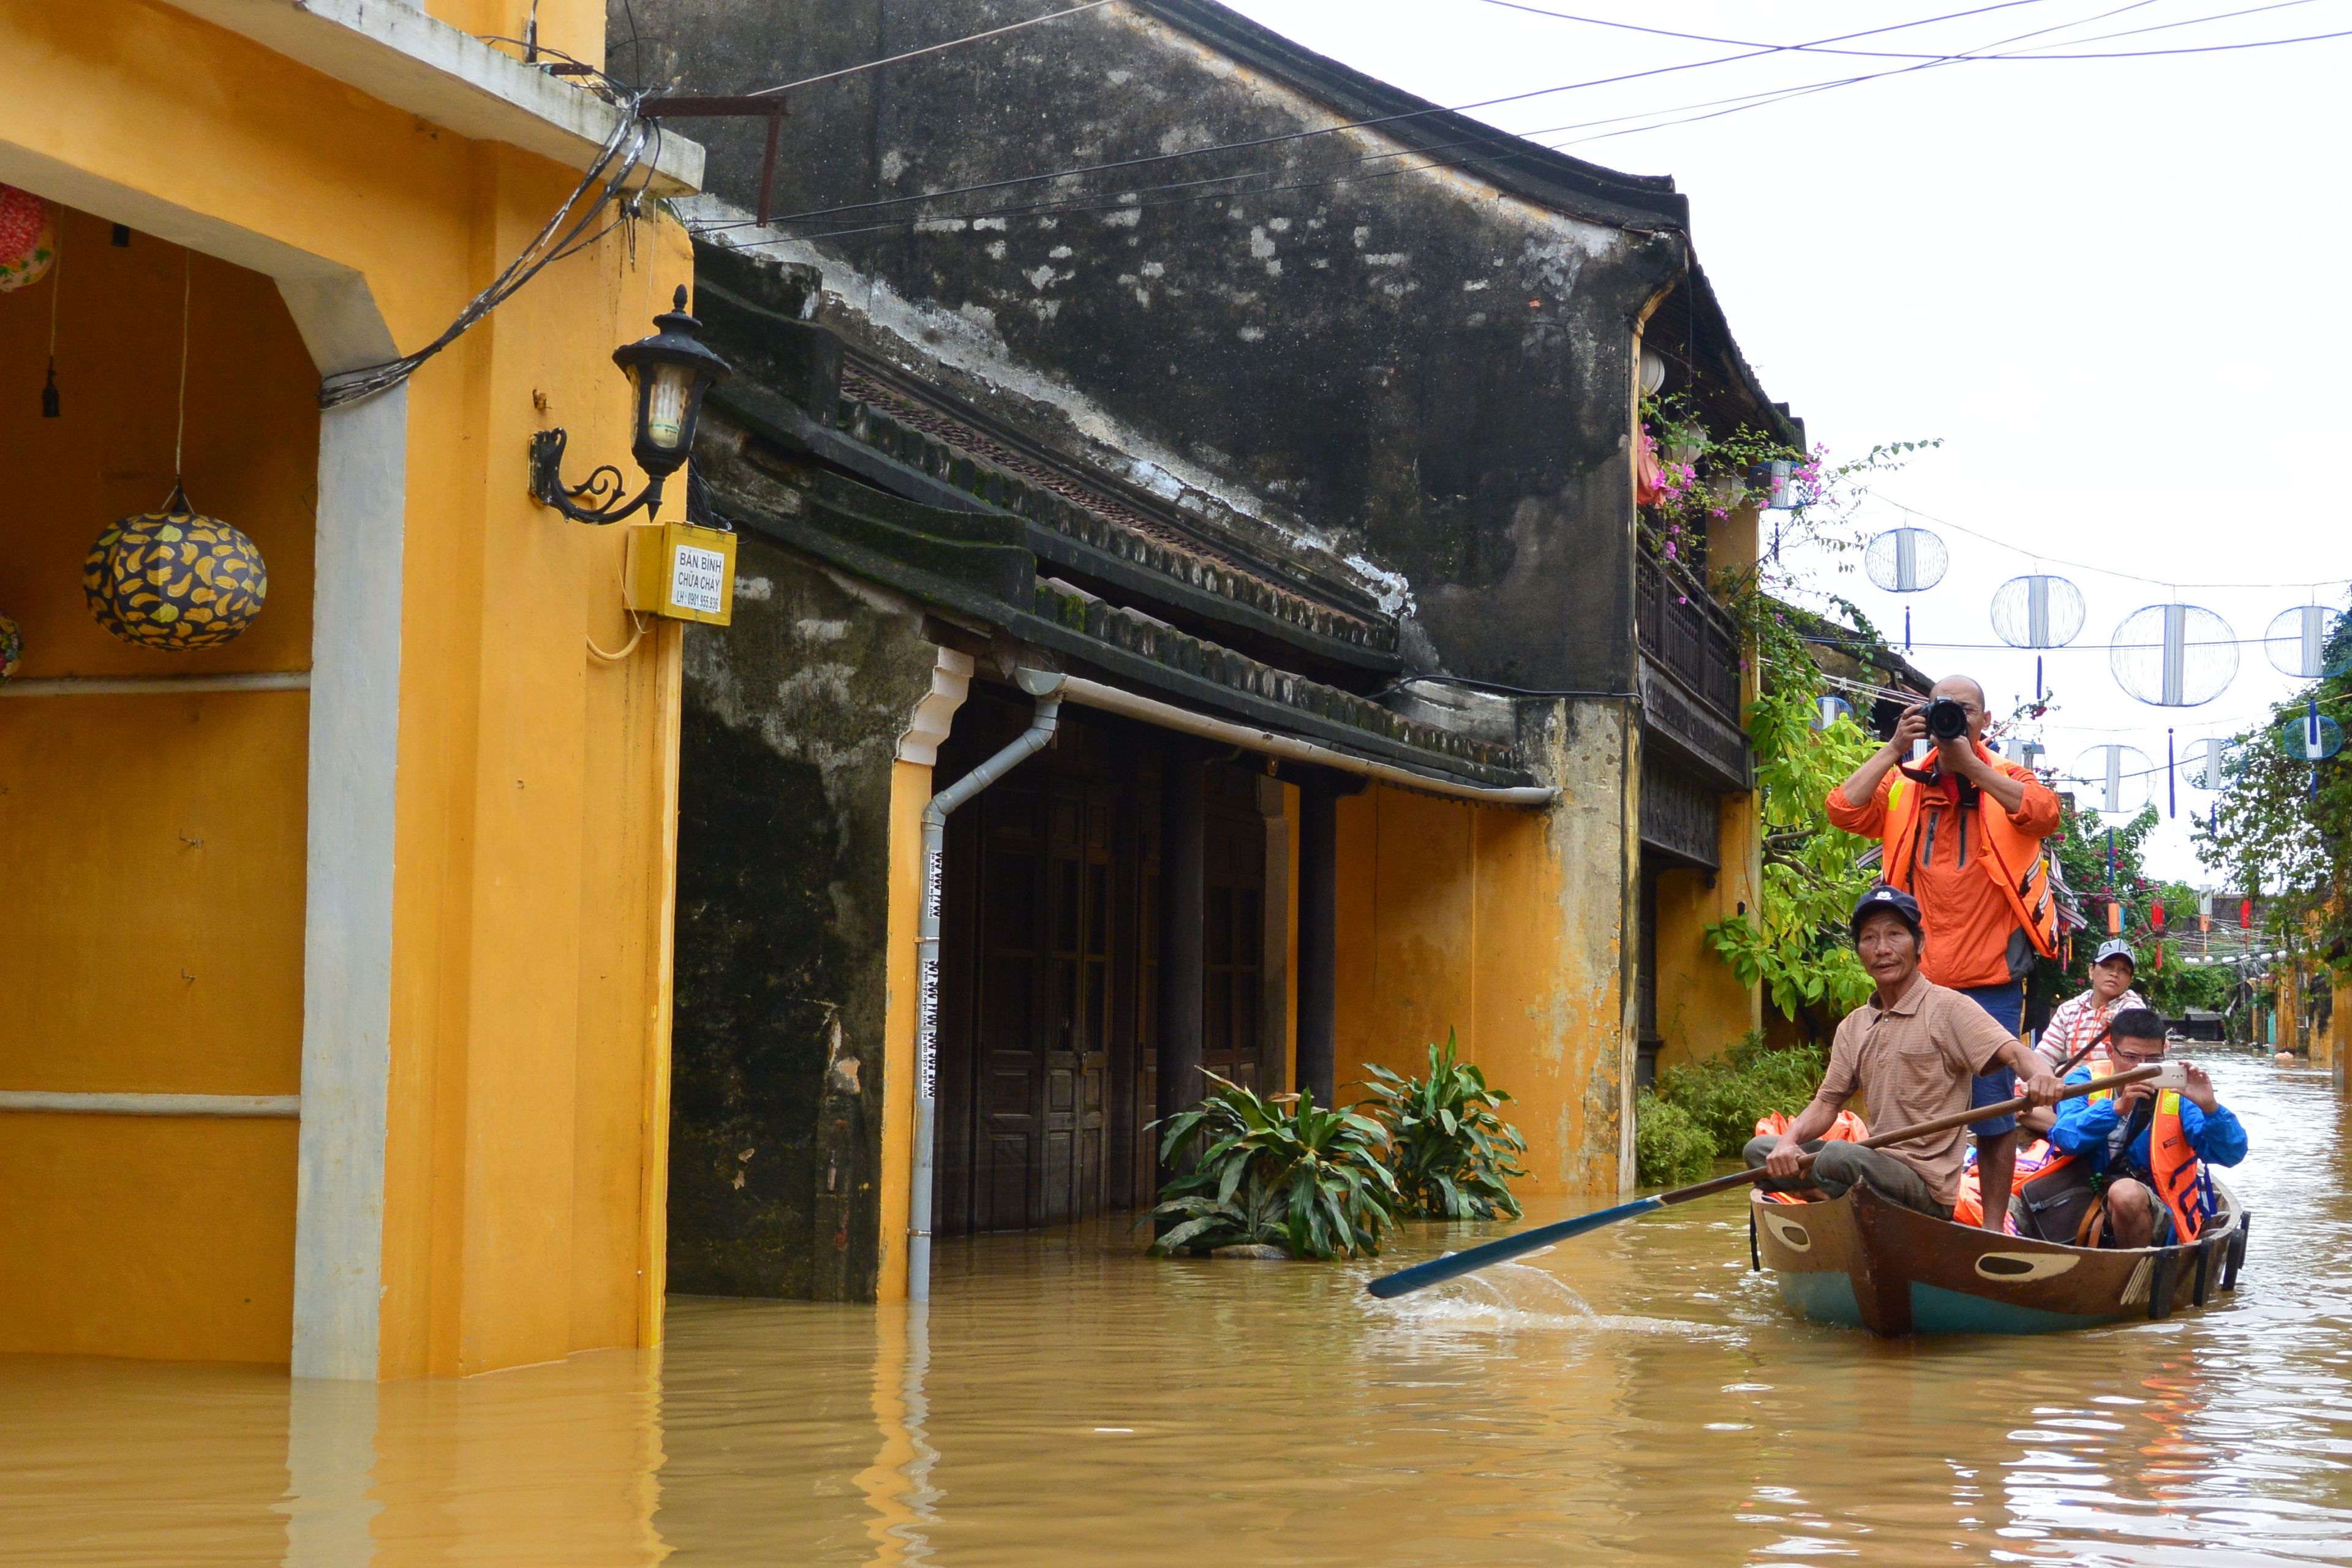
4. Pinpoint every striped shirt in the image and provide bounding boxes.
[2037,987,2149,1066]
